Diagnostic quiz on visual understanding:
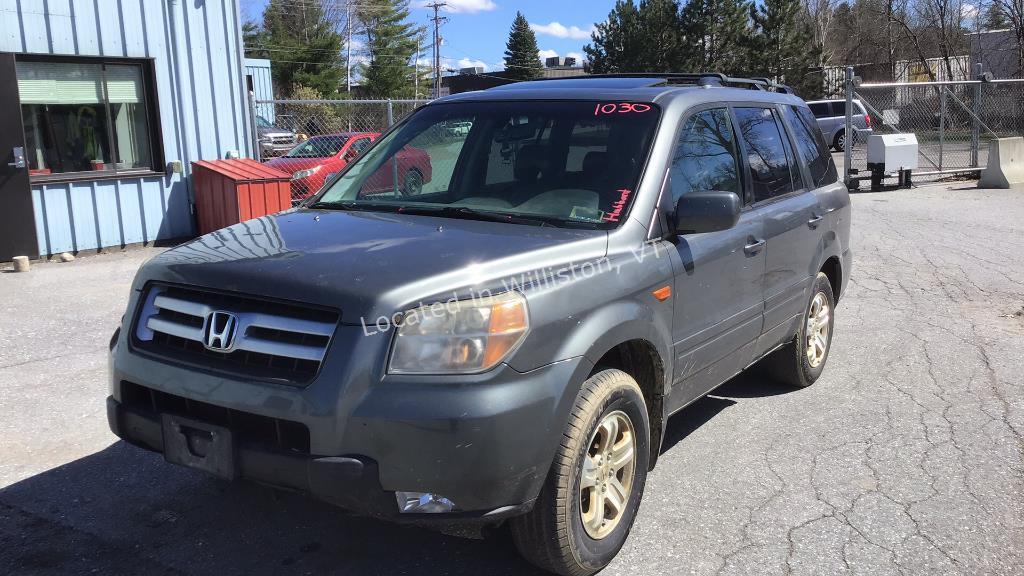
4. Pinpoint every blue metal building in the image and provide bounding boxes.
[0,0,253,261]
